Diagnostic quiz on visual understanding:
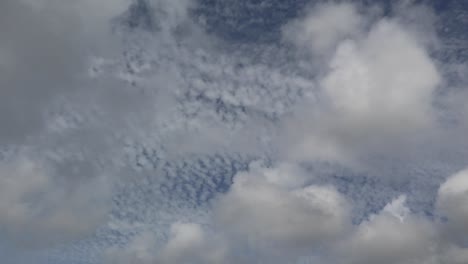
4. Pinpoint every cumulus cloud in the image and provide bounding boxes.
[323,20,439,128]
[103,163,350,264]
[335,195,437,264]
[281,6,441,166]
[107,166,468,264]
[103,1,468,262]
[215,163,349,255]
[150,171,468,264]
[331,171,468,264]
